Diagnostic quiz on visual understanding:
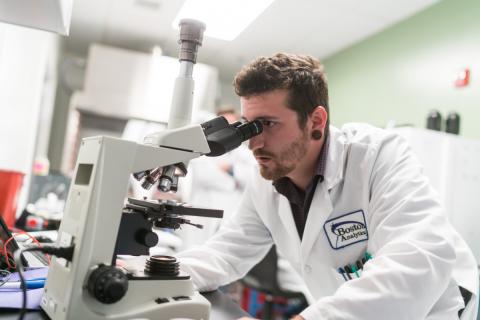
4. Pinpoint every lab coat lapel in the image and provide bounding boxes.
[301,183,333,260]
[301,126,346,259]
[277,194,302,250]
